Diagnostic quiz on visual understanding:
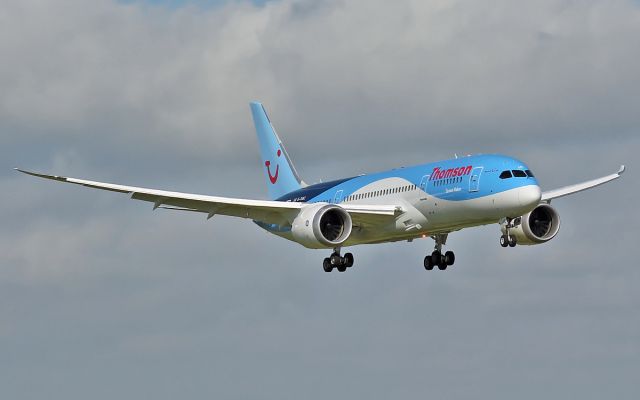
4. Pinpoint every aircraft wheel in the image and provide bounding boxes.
[508,236,517,247]
[431,251,442,266]
[424,255,434,270]
[437,261,448,270]
[344,253,354,268]
[337,264,347,272]
[323,258,333,272]
[444,251,455,266]
[330,254,342,266]
[500,235,508,247]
